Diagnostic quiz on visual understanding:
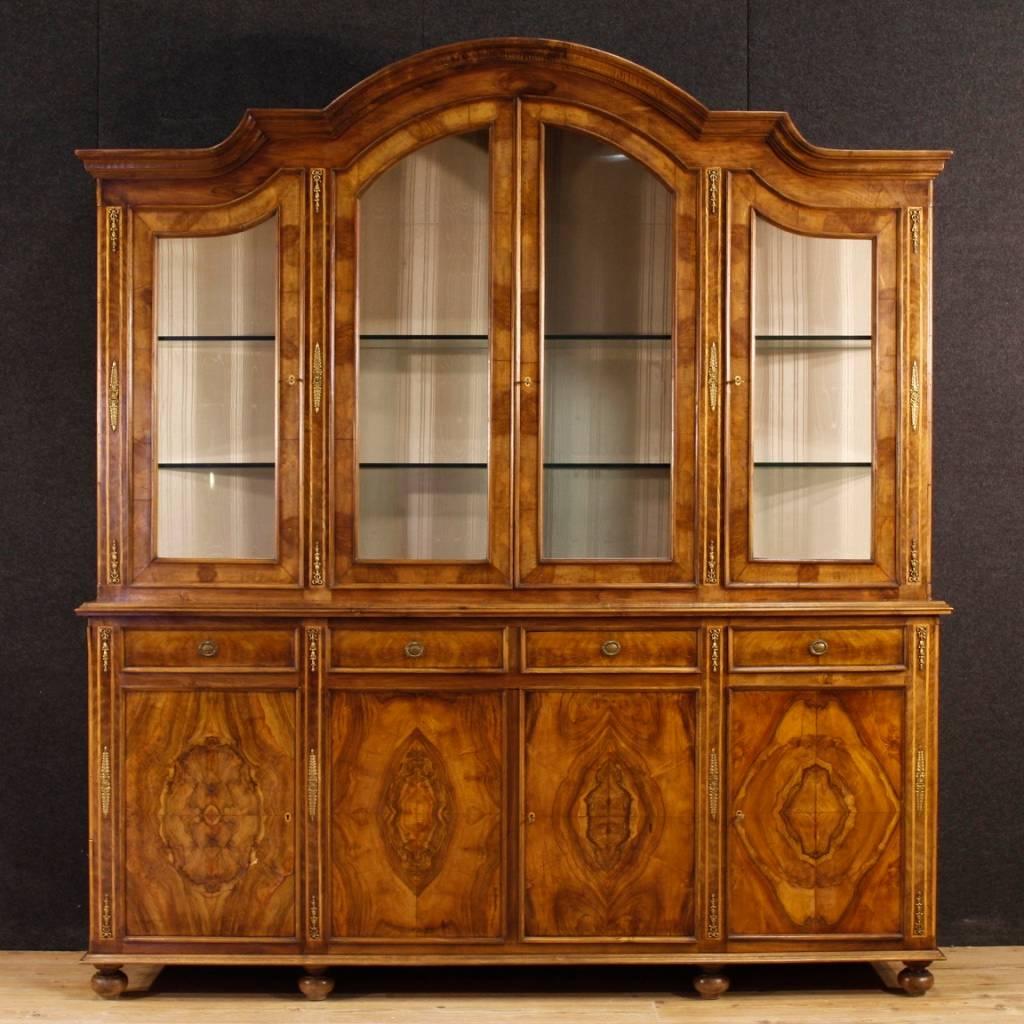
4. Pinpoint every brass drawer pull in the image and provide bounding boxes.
[404,640,425,659]
[601,639,622,657]
[197,639,219,658]
[808,639,829,656]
